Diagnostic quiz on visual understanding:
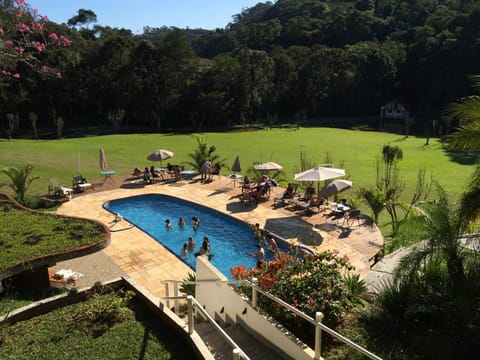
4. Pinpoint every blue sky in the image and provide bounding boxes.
[26,0,262,33]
